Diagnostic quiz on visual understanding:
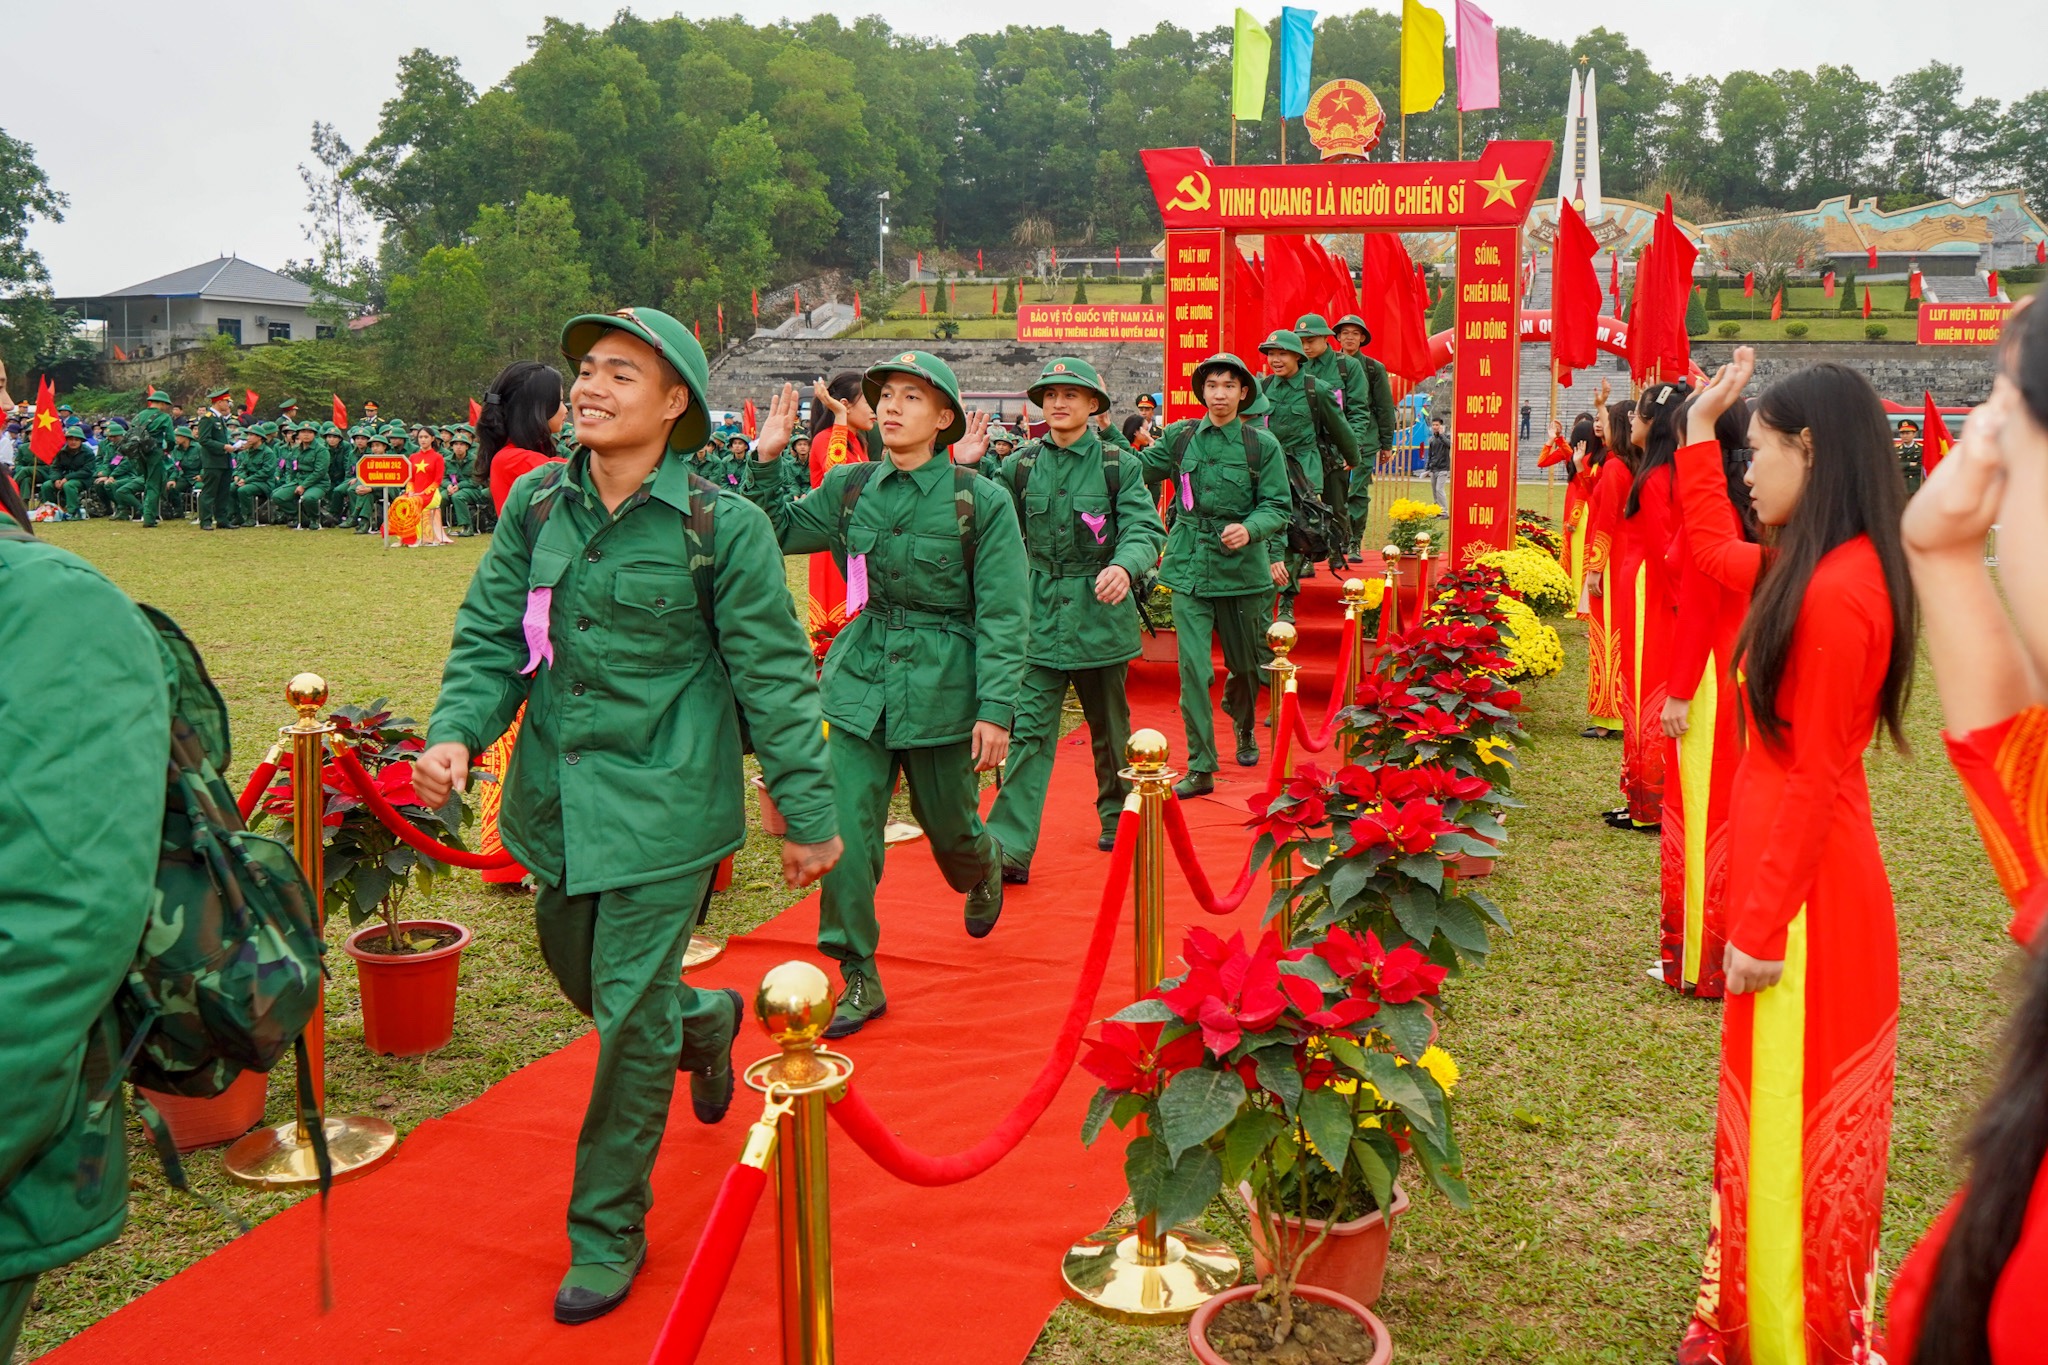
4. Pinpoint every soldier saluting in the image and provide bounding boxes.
[414,307,841,1326]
